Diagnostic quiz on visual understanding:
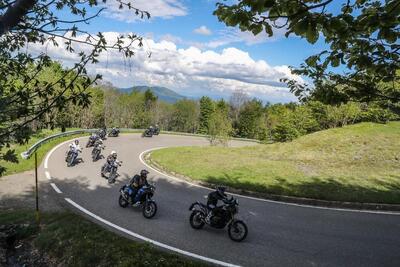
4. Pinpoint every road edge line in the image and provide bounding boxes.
[64,198,241,267]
